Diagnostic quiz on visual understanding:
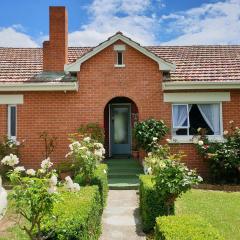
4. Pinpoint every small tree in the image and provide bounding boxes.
[40,132,57,159]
